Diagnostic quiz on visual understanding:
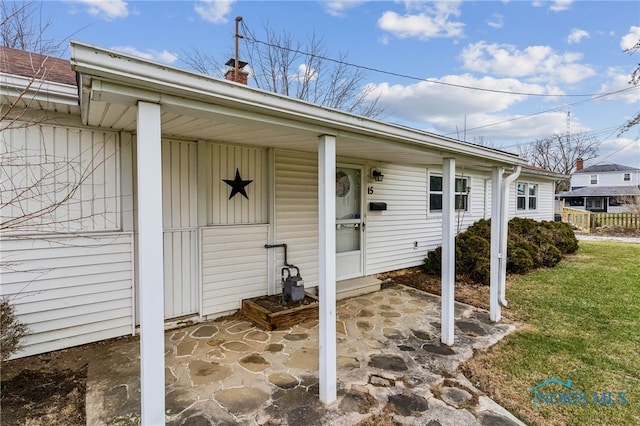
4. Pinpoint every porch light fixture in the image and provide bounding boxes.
[371,168,384,182]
